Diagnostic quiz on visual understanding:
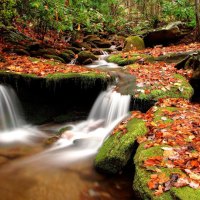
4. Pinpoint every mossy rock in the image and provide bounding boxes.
[123,36,145,52]
[107,53,151,66]
[59,51,75,63]
[133,106,200,200]
[77,51,98,64]
[43,54,66,63]
[95,118,148,174]
[137,74,194,101]
[133,143,200,200]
